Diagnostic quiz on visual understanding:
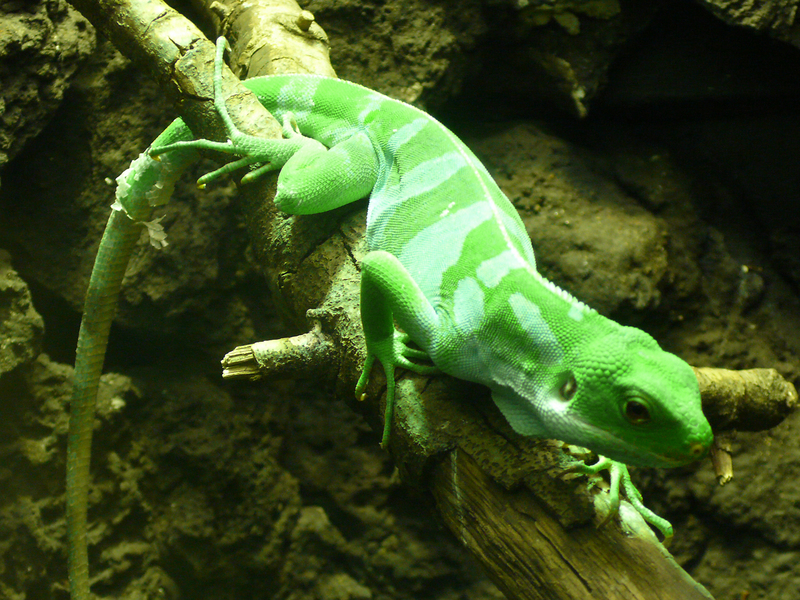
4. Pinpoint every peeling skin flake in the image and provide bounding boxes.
[111,151,174,248]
